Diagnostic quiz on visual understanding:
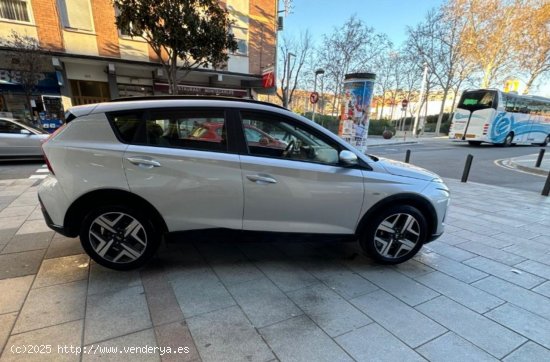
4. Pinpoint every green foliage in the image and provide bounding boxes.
[113,0,237,93]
